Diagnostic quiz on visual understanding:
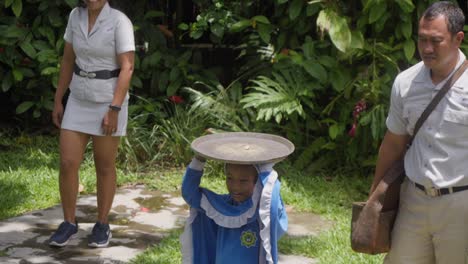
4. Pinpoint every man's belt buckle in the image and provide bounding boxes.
[79,70,96,79]
[425,187,441,197]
